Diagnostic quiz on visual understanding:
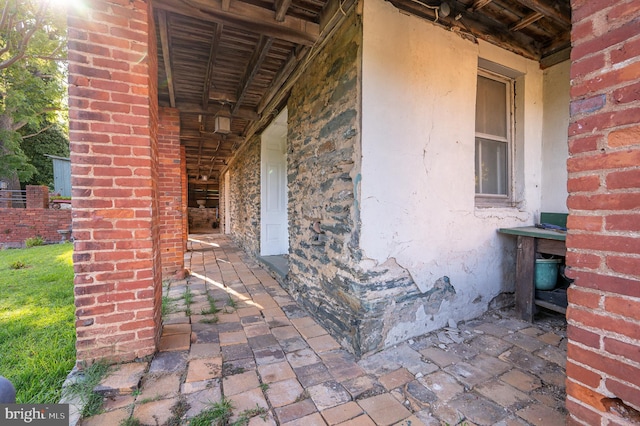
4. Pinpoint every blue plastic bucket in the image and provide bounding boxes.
[535,258,561,290]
